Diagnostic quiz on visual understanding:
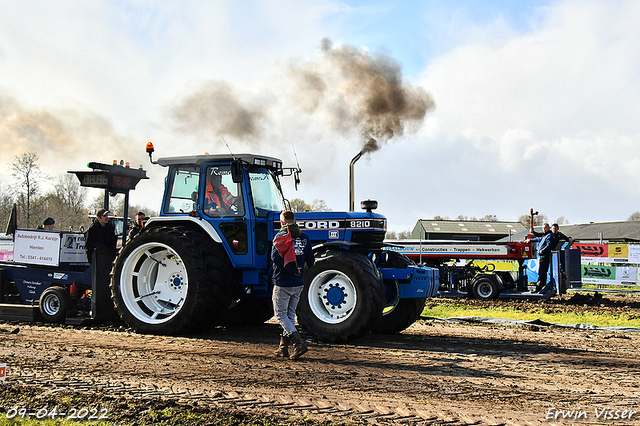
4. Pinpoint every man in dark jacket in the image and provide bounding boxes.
[271,210,315,360]
[552,223,573,250]
[128,211,146,240]
[526,223,556,292]
[85,208,117,263]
